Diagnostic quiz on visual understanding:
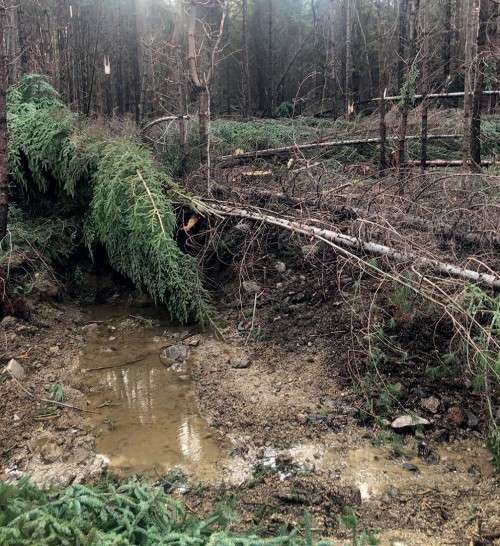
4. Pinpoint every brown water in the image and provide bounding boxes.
[80,304,228,480]
[79,303,494,496]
